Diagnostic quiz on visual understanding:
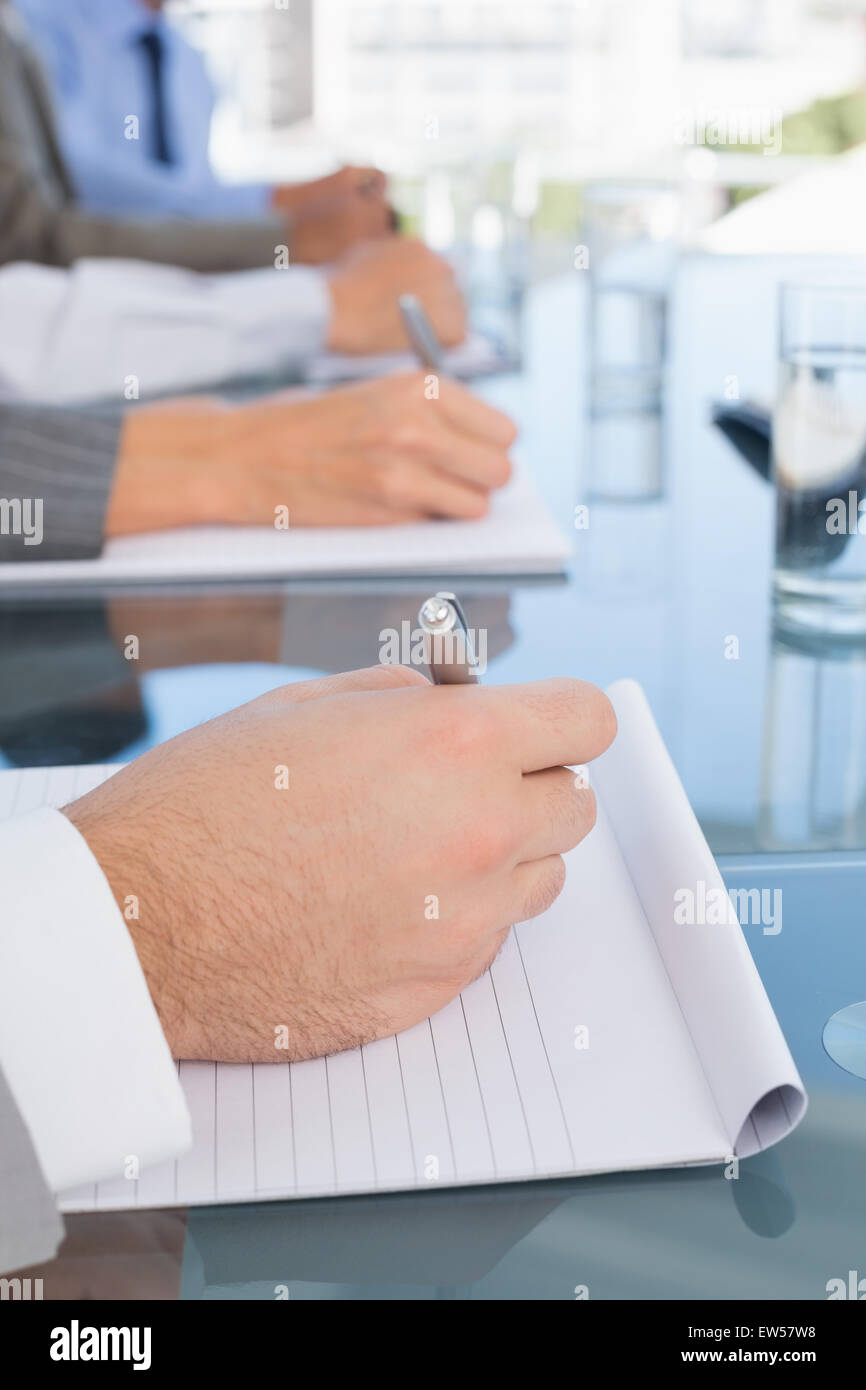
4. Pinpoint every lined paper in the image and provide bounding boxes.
[2,758,737,1213]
